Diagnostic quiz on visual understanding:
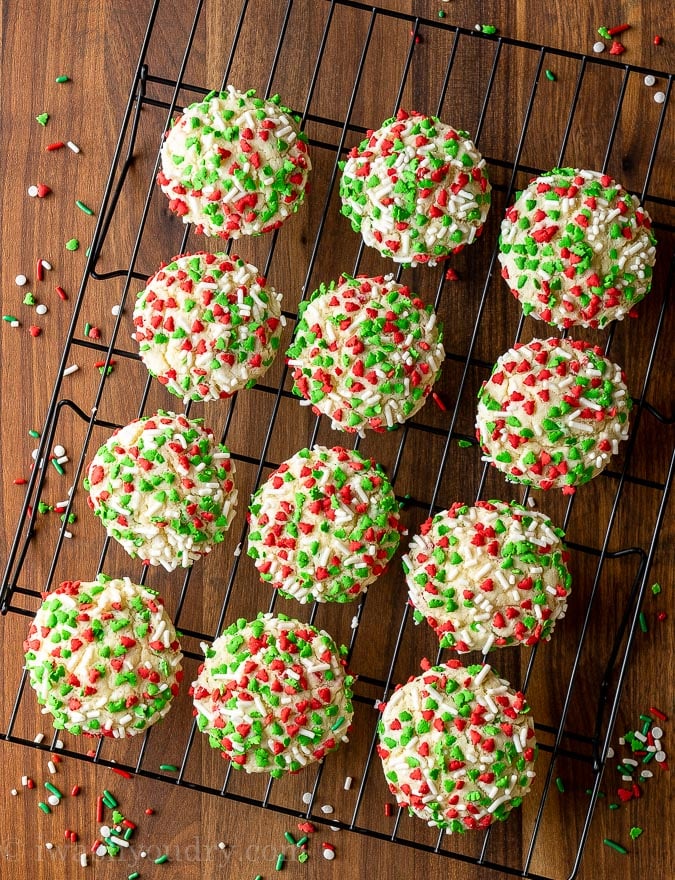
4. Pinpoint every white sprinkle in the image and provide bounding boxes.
[473,663,492,686]
[21,776,28,786]
[80,853,88,868]
[109,835,129,848]
[47,794,60,806]
[10,788,18,796]
[55,739,64,749]
[53,445,66,457]
[593,41,605,53]
[654,91,666,104]
[36,304,48,315]
[351,615,359,630]
[15,274,28,286]
[655,750,666,762]
[633,731,647,742]
[330,825,340,832]
[218,842,227,850]
[67,141,80,153]
[41,260,52,271]
[606,747,615,758]
[48,761,57,774]
[619,737,625,745]
[323,848,336,860]
[45,842,54,850]
[301,791,313,805]
[99,825,111,838]
[34,733,45,743]
[640,770,653,779]
[321,803,334,814]
[10,320,19,328]
[233,542,242,557]
[652,726,663,739]
[111,304,121,316]
[623,758,638,767]
[140,851,147,858]
[344,776,353,790]
[64,530,73,539]
[28,185,40,197]
[644,74,656,87]
[62,363,80,376]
